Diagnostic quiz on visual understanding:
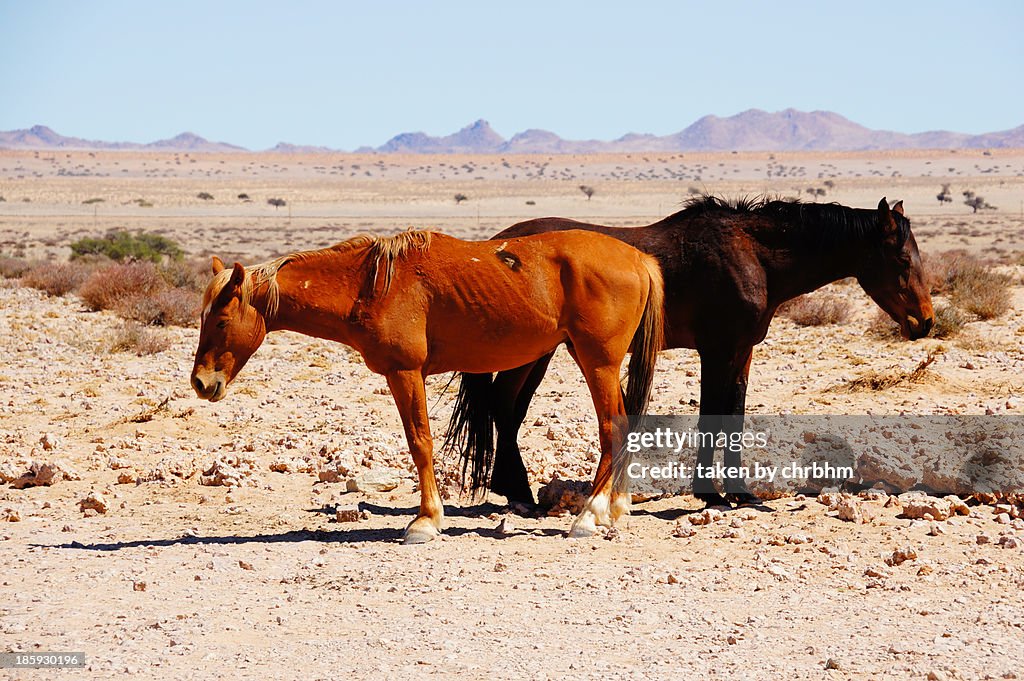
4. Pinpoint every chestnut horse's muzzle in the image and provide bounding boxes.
[191,372,226,402]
